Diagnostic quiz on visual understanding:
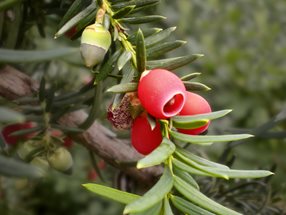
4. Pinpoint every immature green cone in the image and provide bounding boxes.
[17,140,43,161]
[80,23,111,68]
[30,157,50,173]
[47,147,73,173]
